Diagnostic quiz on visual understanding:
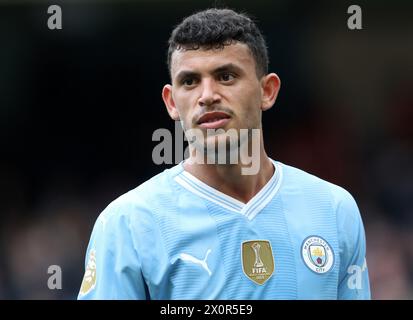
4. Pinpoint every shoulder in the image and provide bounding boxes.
[278,161,360,217]
[278,161,365,247]
[94,164,184,233]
